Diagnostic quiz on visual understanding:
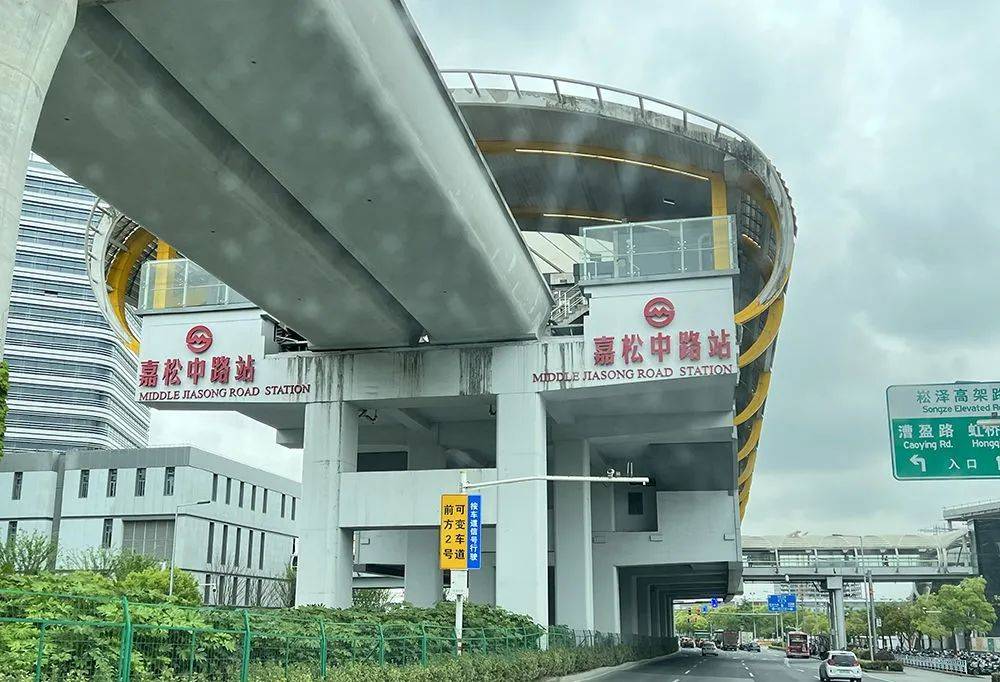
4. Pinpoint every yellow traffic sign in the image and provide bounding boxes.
[439,494,469,570]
